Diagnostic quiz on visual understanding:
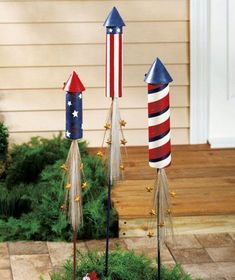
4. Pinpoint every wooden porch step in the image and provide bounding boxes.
[112,177,235,219]
[109,145,235,237]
